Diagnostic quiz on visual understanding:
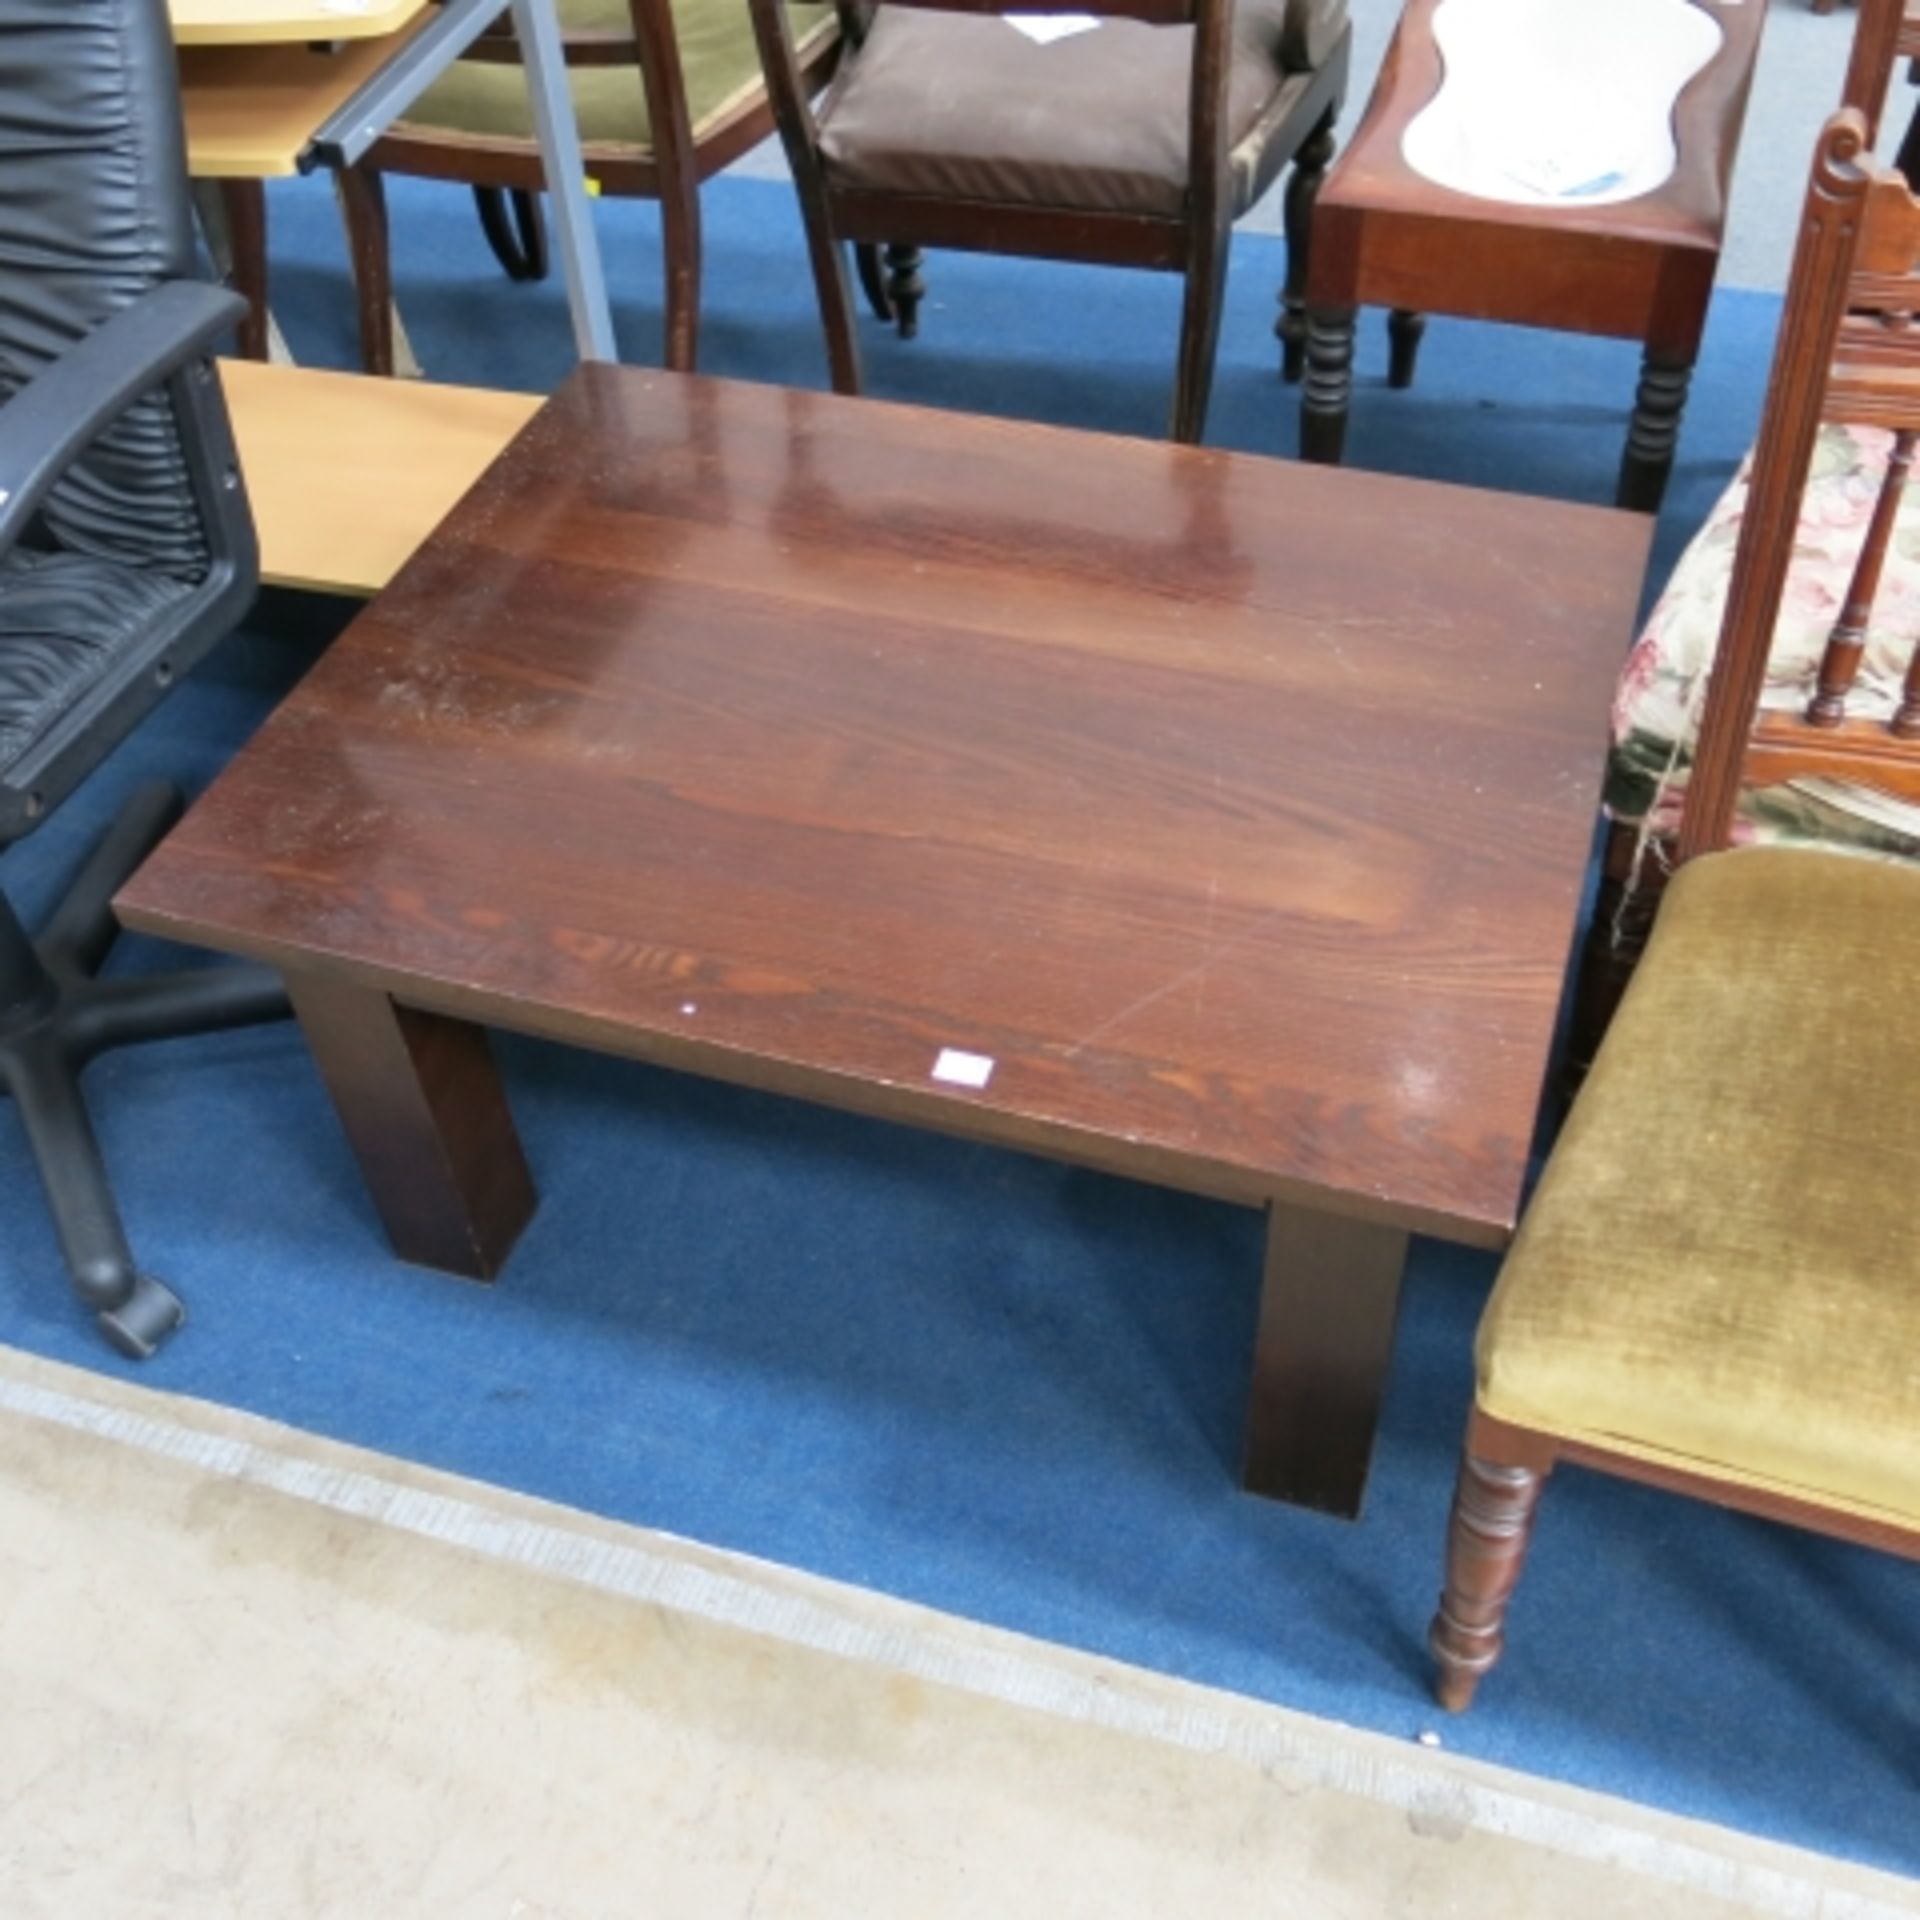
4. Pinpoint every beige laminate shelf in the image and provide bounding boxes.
[178,15,431,177]
[219,360,543,597]
[170,0,429,46]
